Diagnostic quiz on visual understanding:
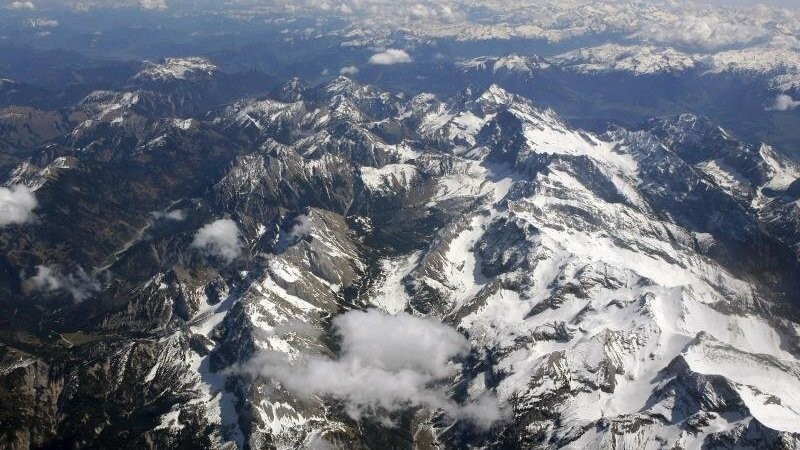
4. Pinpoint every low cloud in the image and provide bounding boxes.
[192,218,242,263]
[7,1,35,10]
[237,310,504,429]
[274,214,313,252]
[0,184,37,227]
[287,214,312,240]
[25,265,101,302]
[767,94,800,111]
[339,65,359,75]
[368,49,412,65]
